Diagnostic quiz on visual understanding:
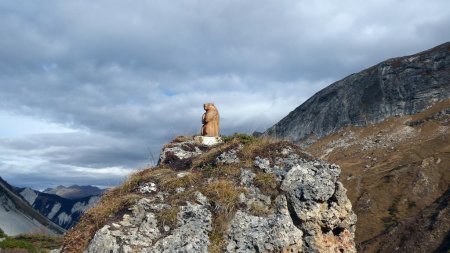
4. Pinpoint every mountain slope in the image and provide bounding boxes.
[0,177,65,236]
[15,187,100,229]
[305,100,450,252]
[359,187,450,253]
[265,42,450,144]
